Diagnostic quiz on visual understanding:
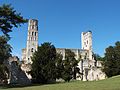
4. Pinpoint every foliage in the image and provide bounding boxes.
[55,53,64,79]
[103,41,120,77]
[61,49,80,82]
[0,64,9,84]
[0,4,27,38]
[0,36,11,84]
[31,46,80,83]
[93,53,104,61]
[0,4,27,84]
[0,36,12,64]
[31,42,57,83]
